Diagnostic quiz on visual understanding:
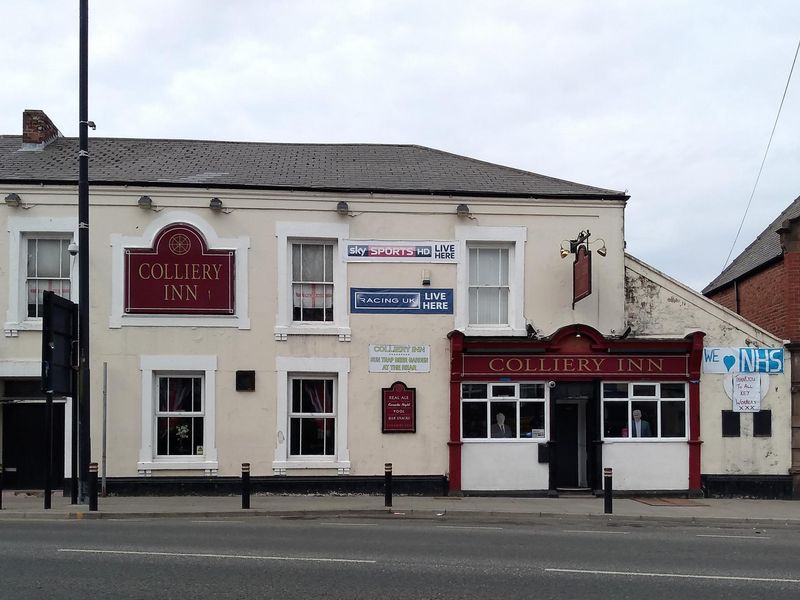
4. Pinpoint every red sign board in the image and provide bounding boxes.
[125,223,235,315]
[573,245,591,307]
[382,381,416,433]
[462,355,689,378]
